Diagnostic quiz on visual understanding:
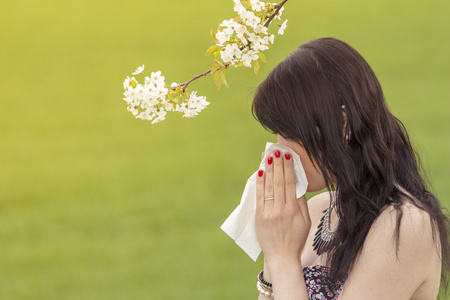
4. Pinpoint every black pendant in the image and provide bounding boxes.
[312,208,330,256]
